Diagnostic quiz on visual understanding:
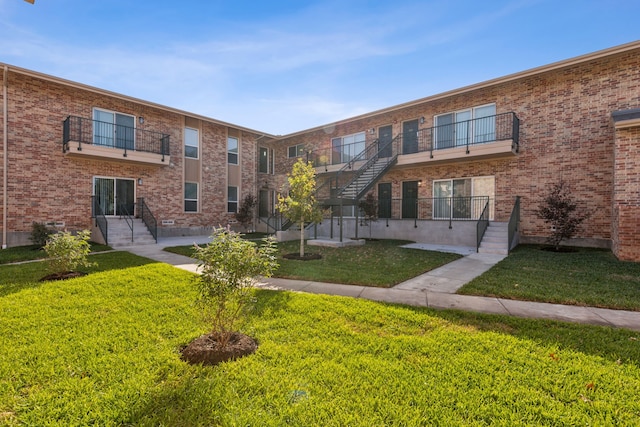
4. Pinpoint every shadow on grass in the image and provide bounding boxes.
[0,251,158,298]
